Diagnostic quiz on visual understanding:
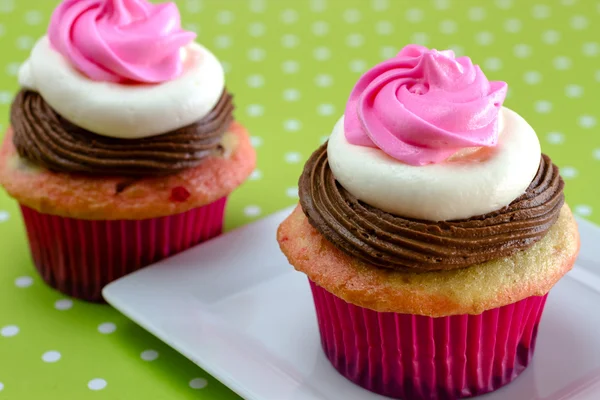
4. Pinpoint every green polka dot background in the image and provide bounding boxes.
[0,0,598,398]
